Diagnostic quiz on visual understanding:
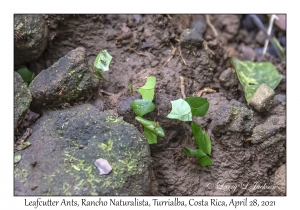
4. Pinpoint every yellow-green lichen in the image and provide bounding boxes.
[98,139,113,151]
